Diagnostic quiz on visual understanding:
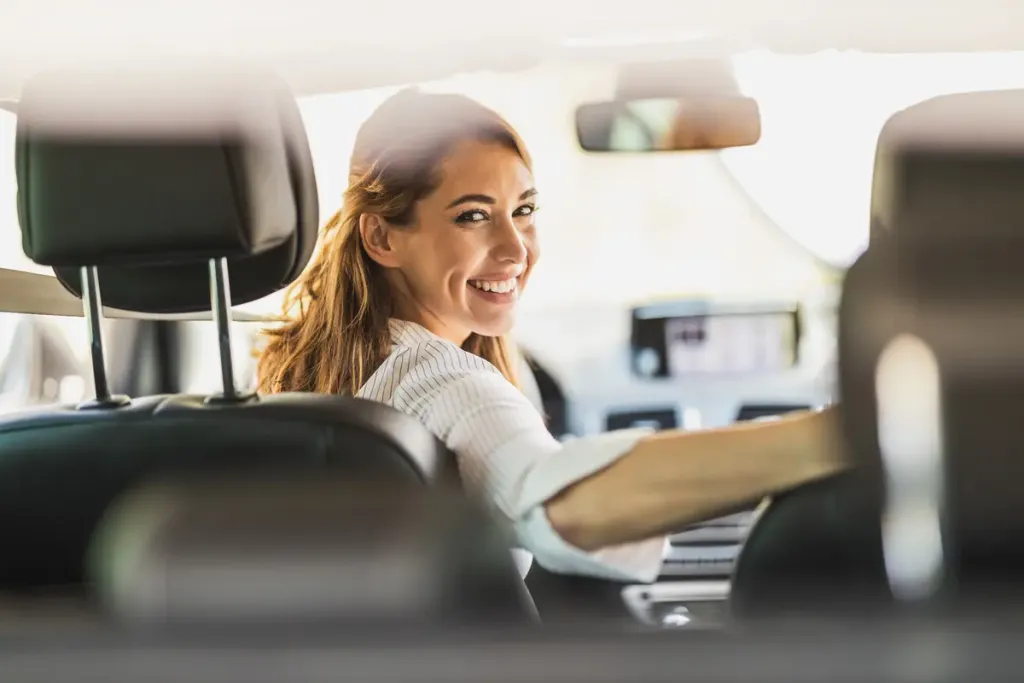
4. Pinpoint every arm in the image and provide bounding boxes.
[390,341,844,579]
[545,406,846,551]
[389,343,666,580]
